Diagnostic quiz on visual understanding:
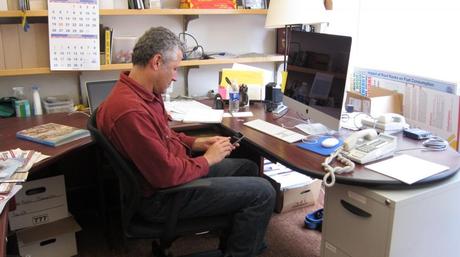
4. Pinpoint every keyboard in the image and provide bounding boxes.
[244,119,306,143]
